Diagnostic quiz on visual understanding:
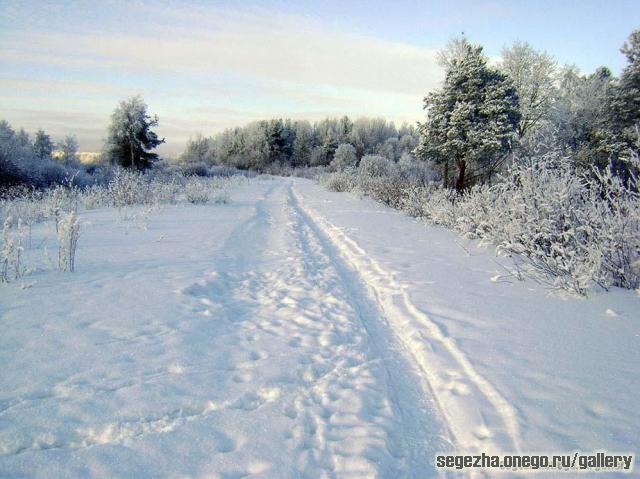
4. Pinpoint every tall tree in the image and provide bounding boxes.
[106,96,165,169]
[58,135,79,165]
[181,134,214,164]
[33,129,54,160]
[605,29,640,169]
[501,41,556,138]
[415,39,520,190]
[551,66,614,170]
